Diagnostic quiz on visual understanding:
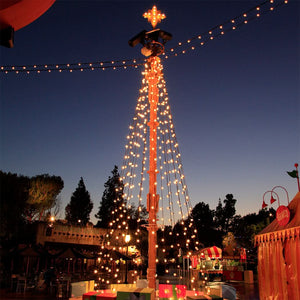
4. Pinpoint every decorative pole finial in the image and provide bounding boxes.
[143,5,166,28]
